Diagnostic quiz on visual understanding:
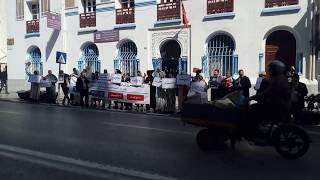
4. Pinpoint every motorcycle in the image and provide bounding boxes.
[182,102,311,159]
